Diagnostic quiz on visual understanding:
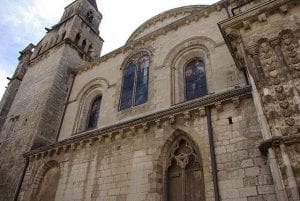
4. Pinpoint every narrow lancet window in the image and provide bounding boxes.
[87,96,102,129]
[184,59,207,101]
